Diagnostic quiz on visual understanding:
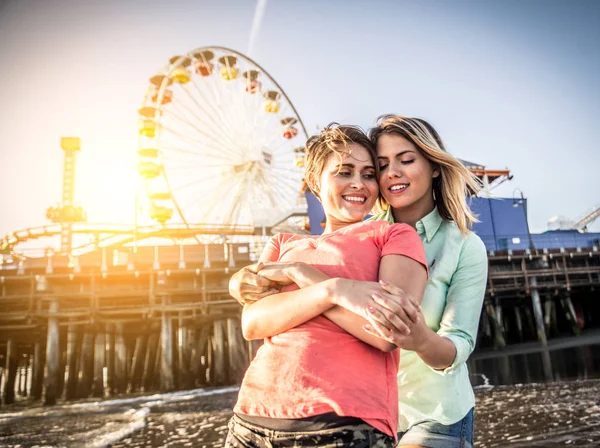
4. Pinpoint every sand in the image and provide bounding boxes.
[0,380,599,447]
